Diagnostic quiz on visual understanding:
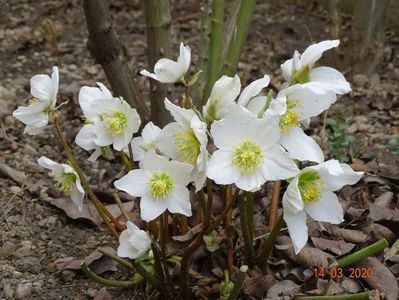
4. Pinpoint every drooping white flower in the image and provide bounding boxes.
[75,83,114,161]
[13,66,59,135]
[281,40,350,94]
[158,98,208,191]
[207,106,299,192]
[129,121,162,162]
[114,151,193,222]
[282,160,363,254]
[117,221,151,259]
[203,75,241,123]
[37,156,84,211]
[140,42,191,83]
[89,97,141,151]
